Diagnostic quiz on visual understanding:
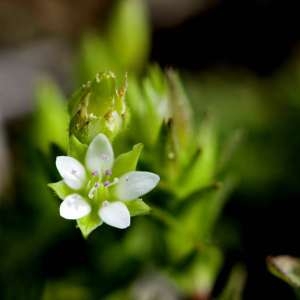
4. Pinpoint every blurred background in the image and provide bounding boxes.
[1,0,300,299]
